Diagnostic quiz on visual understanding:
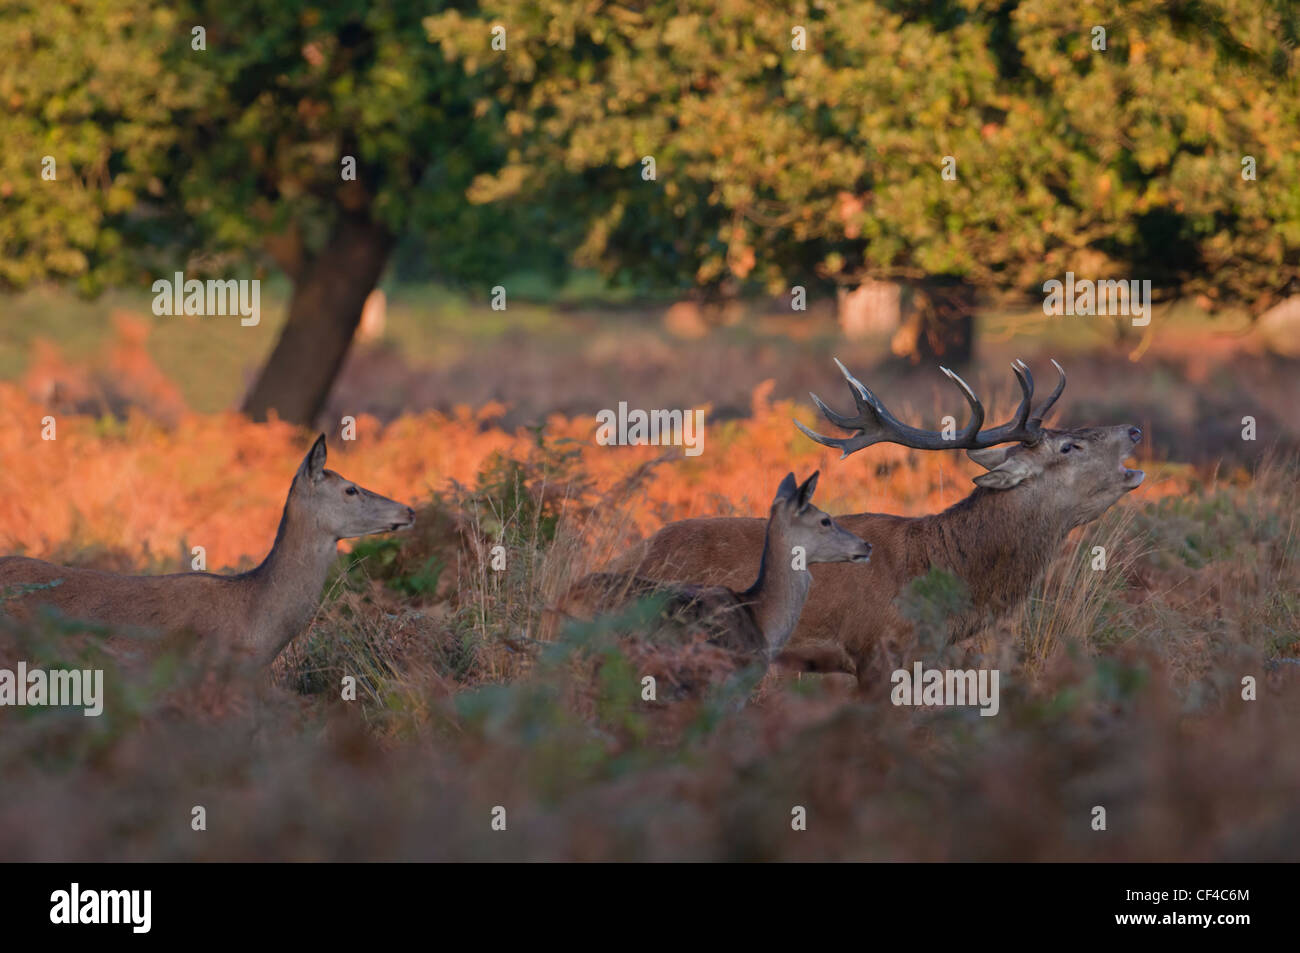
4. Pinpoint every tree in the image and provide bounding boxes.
[0,1,200,292]
[7,0,1297,408]
[430,0,1300,361]
[1011,0,1300,315]
[2,0,560,424]
[168,0,549,423]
